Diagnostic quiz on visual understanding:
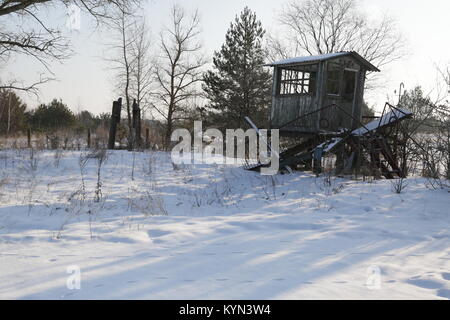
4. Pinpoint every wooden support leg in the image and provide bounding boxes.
[313,147,323,174]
